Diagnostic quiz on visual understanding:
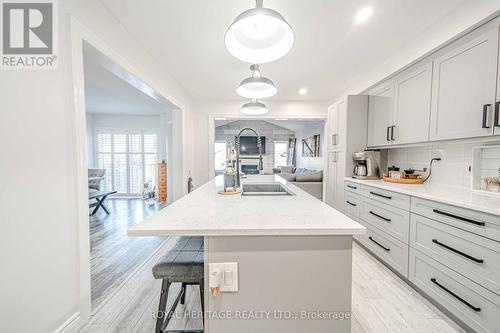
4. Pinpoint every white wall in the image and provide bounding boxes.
[0,0,194,332]
[193,99,328,186]
[295,122,325,170]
